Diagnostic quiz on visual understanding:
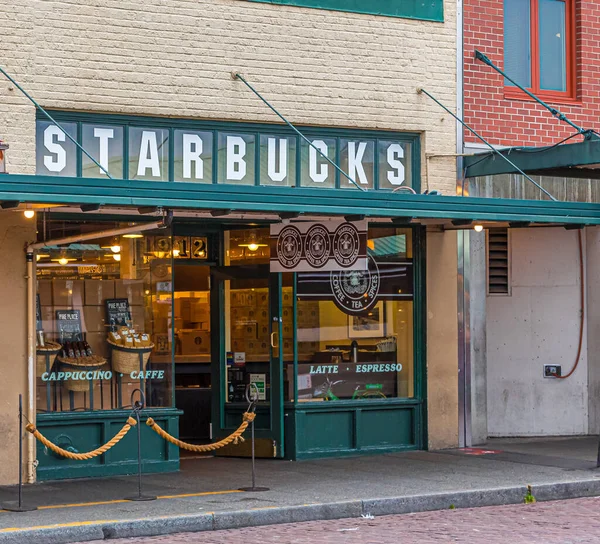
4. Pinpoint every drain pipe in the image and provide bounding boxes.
[24,212,172,483]
[25,251,35,483]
